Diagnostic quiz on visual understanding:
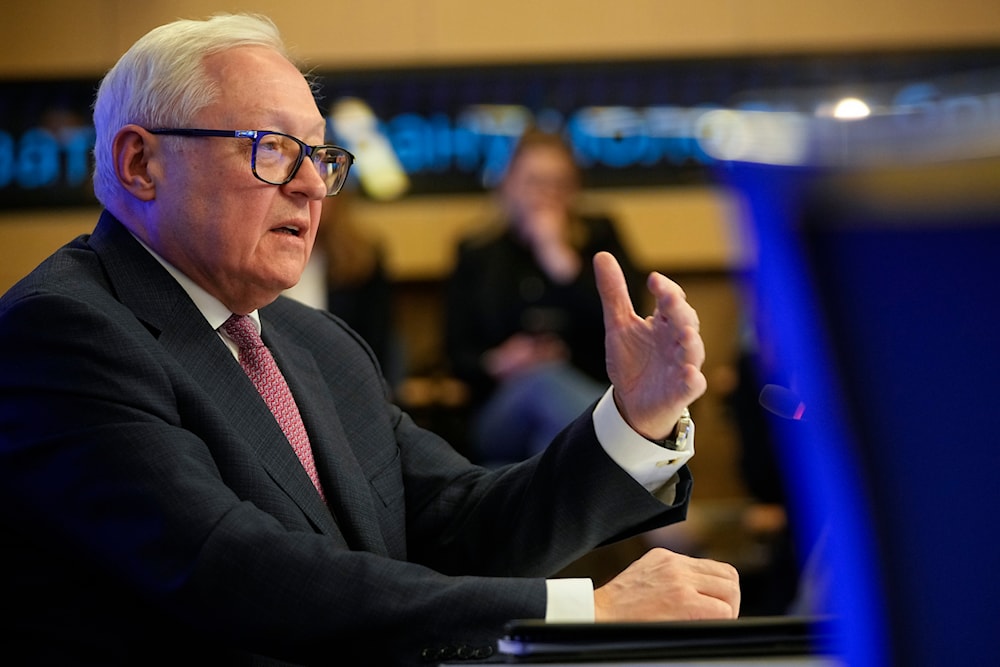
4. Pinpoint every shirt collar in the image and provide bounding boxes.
[130,232,262,334]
